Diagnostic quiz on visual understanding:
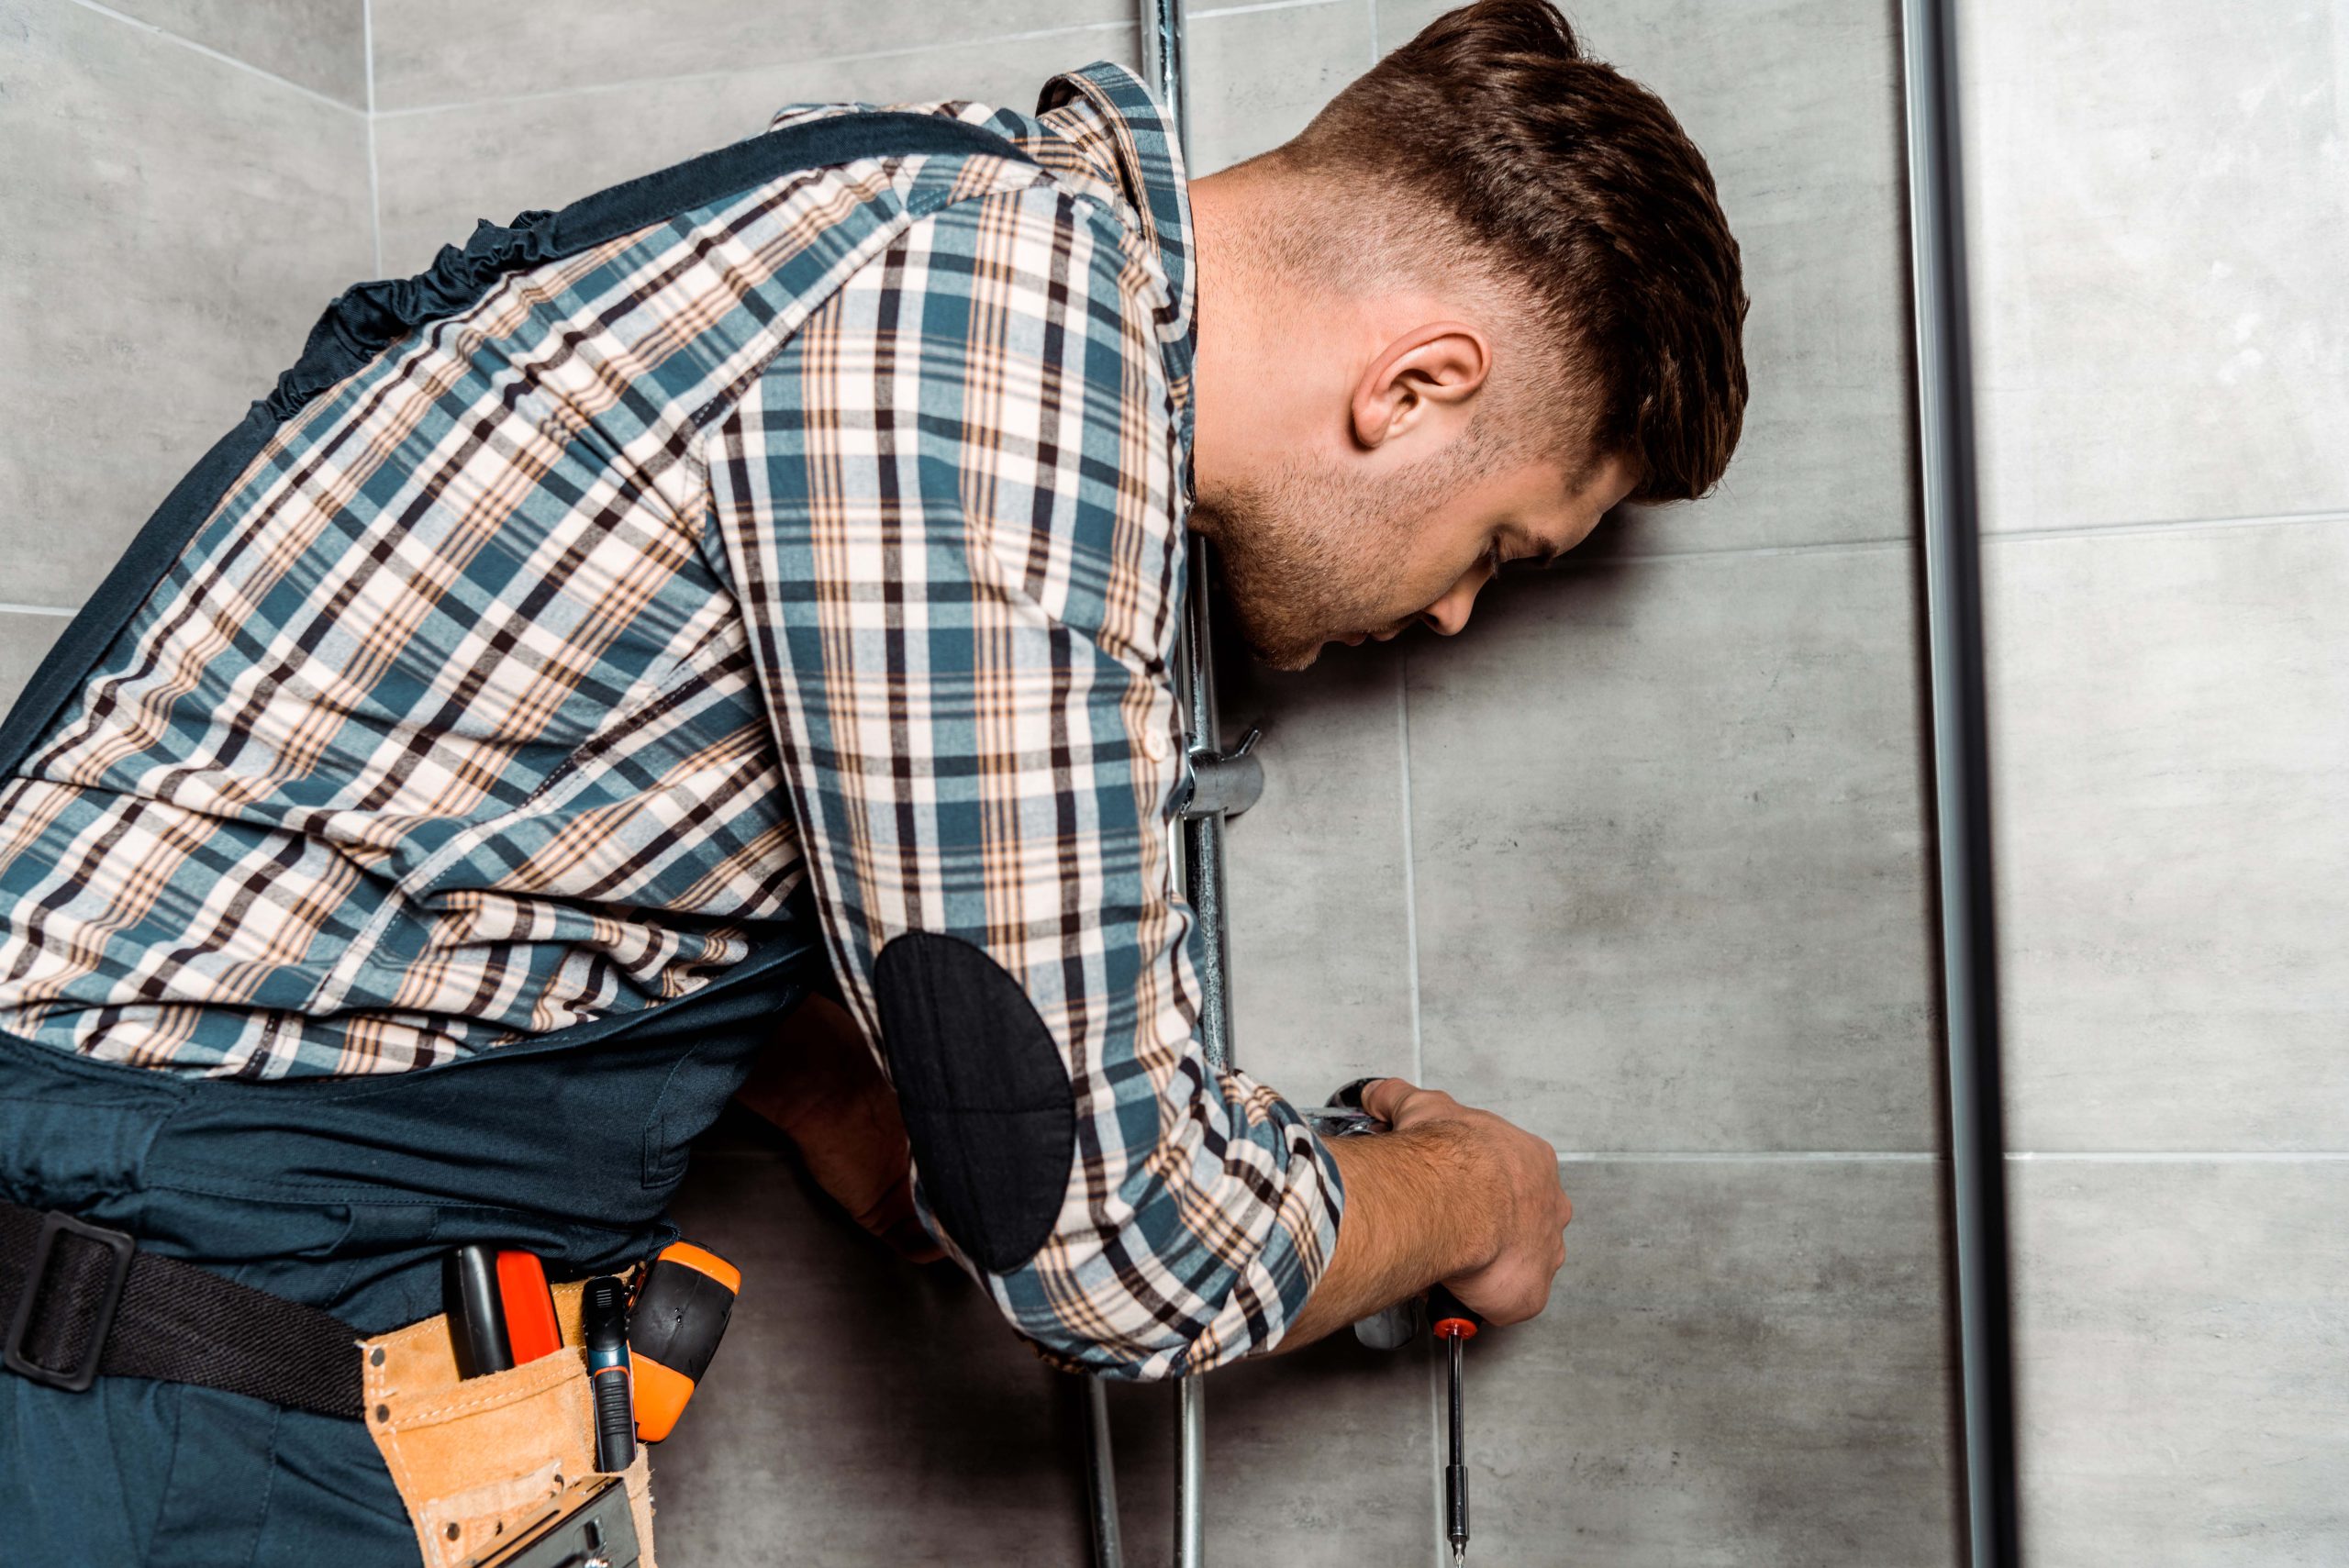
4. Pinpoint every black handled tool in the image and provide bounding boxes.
[1431,1283,1483,1566]
[445,1244,516,1379]
[582,1274,636,1474]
